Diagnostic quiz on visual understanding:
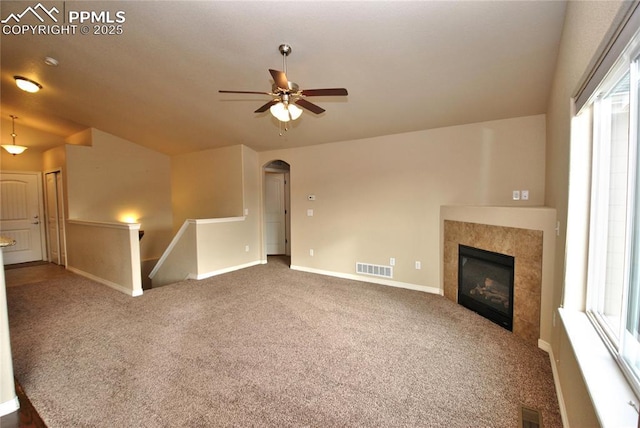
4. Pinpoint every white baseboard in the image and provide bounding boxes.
[194,260,262,280]
[538,339,570,428]
[67,266,143,297]
[0,396,19,417]
[290,265,442,295]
